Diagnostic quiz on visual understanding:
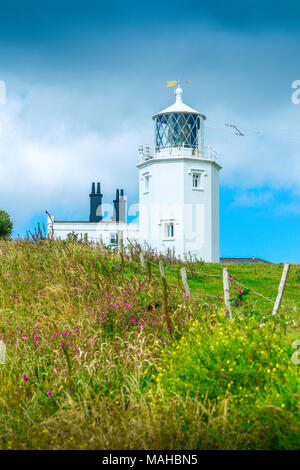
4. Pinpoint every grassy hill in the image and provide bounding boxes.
[0,238,299,449]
